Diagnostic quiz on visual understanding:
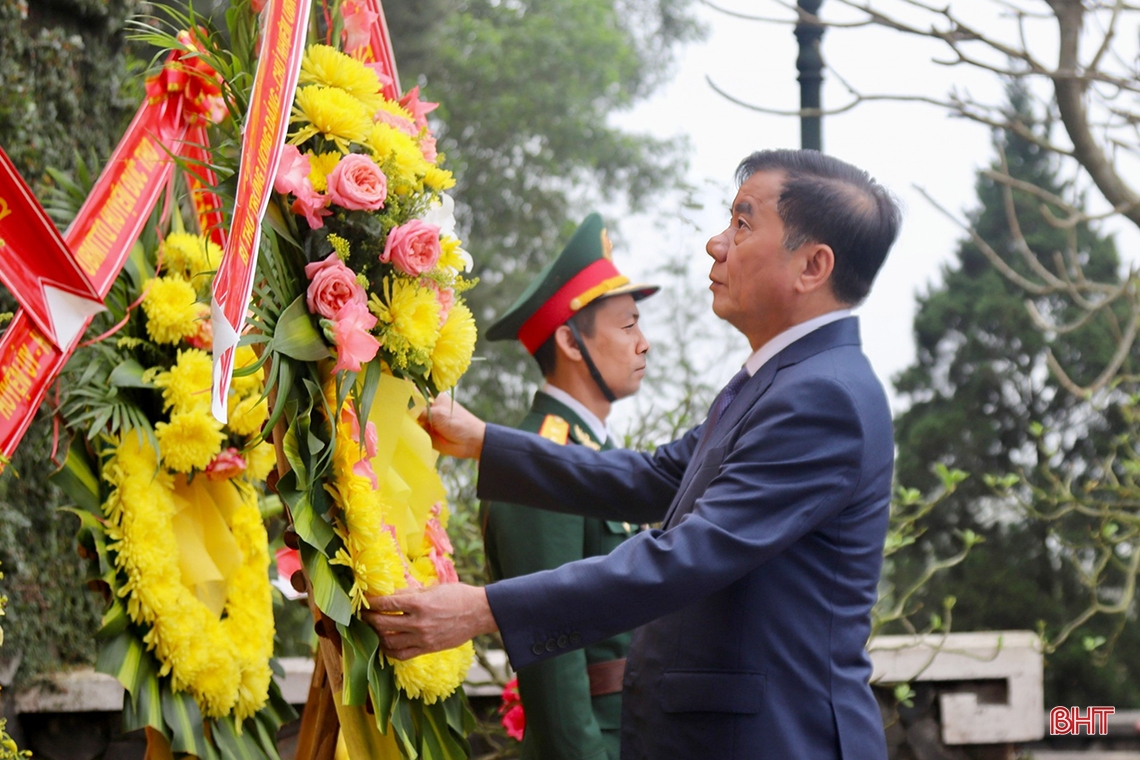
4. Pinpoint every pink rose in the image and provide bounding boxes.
[292,183,331,229]
[419,135,438,163]
[275,144,311,196]
[381,220,441,276]
[330,300,381,373]
[399,86,439,130]
[205,448,247,481]
[305,253,366,321]
[341,0,378,56]
[326,154,388,211]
